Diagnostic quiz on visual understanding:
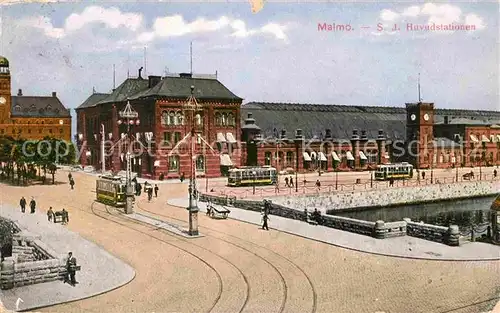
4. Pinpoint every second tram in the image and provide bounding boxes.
[374,162,414,180]
[227,166,277,186]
